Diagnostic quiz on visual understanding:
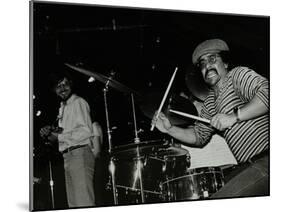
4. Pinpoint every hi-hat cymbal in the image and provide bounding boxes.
[65,63,140,96]
[139,92,198,126]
